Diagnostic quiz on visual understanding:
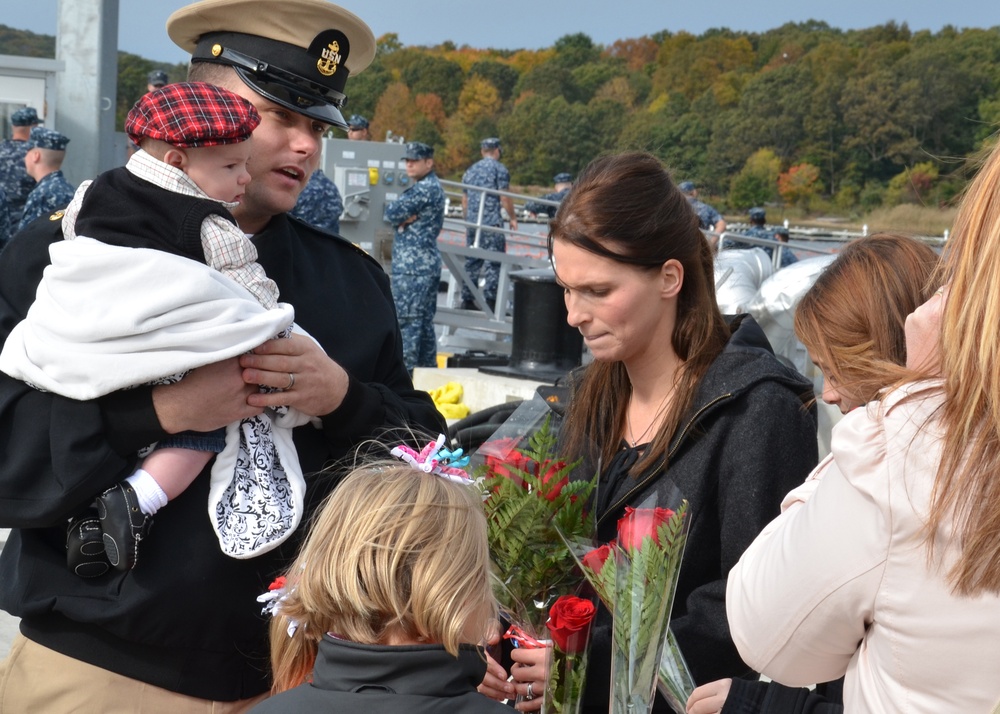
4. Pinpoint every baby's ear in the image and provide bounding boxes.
[163,148,187,170]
